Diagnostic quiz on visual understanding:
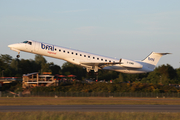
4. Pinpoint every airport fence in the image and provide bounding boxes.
[0,91,180,98]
